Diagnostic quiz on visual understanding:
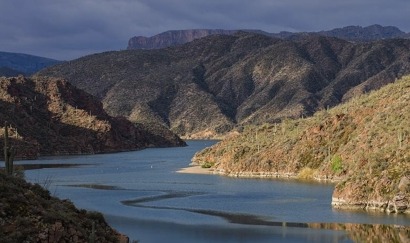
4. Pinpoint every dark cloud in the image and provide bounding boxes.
[0,0,409,60]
